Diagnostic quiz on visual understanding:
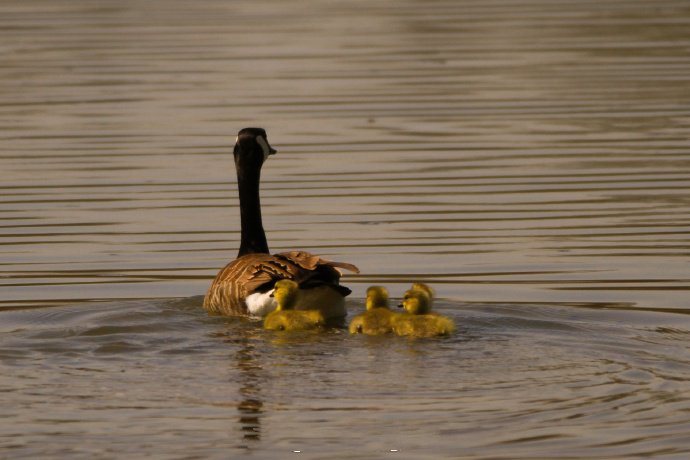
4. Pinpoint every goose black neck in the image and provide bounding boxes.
[236,162,269,257]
